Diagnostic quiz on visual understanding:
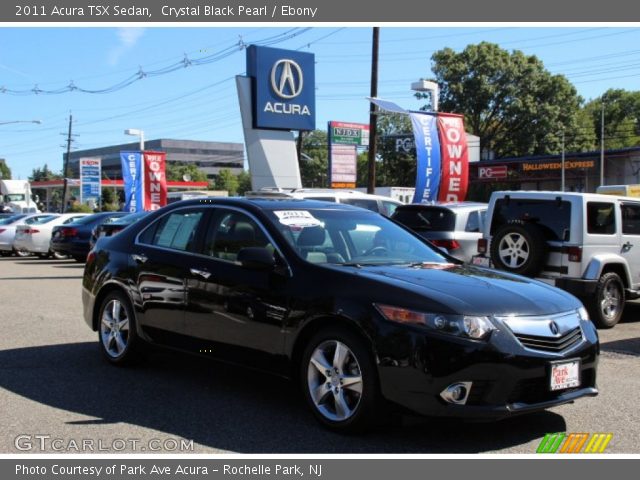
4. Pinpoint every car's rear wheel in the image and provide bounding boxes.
[301,328,380,433]
[51,251,67,260]
[98,291,140,365]
[588,272,625,329]
[14,248,30,257]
